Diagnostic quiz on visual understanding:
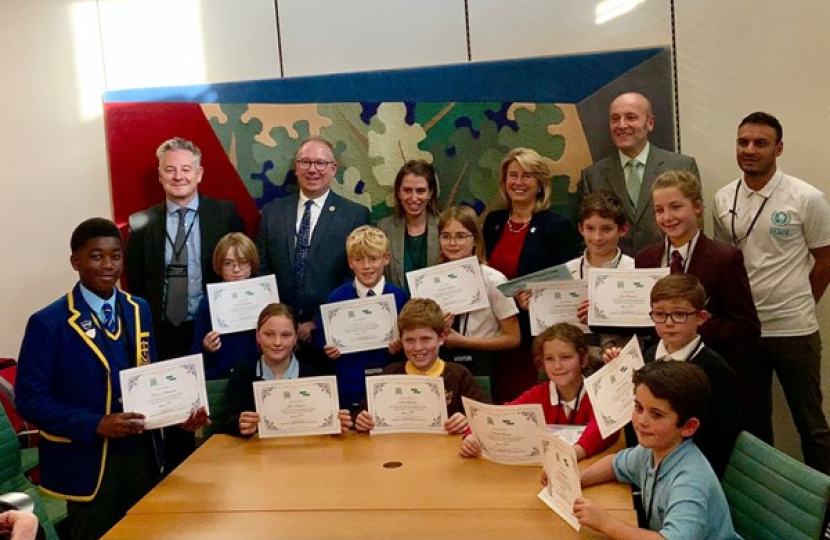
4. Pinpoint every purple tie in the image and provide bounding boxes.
[670,250,684,274]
